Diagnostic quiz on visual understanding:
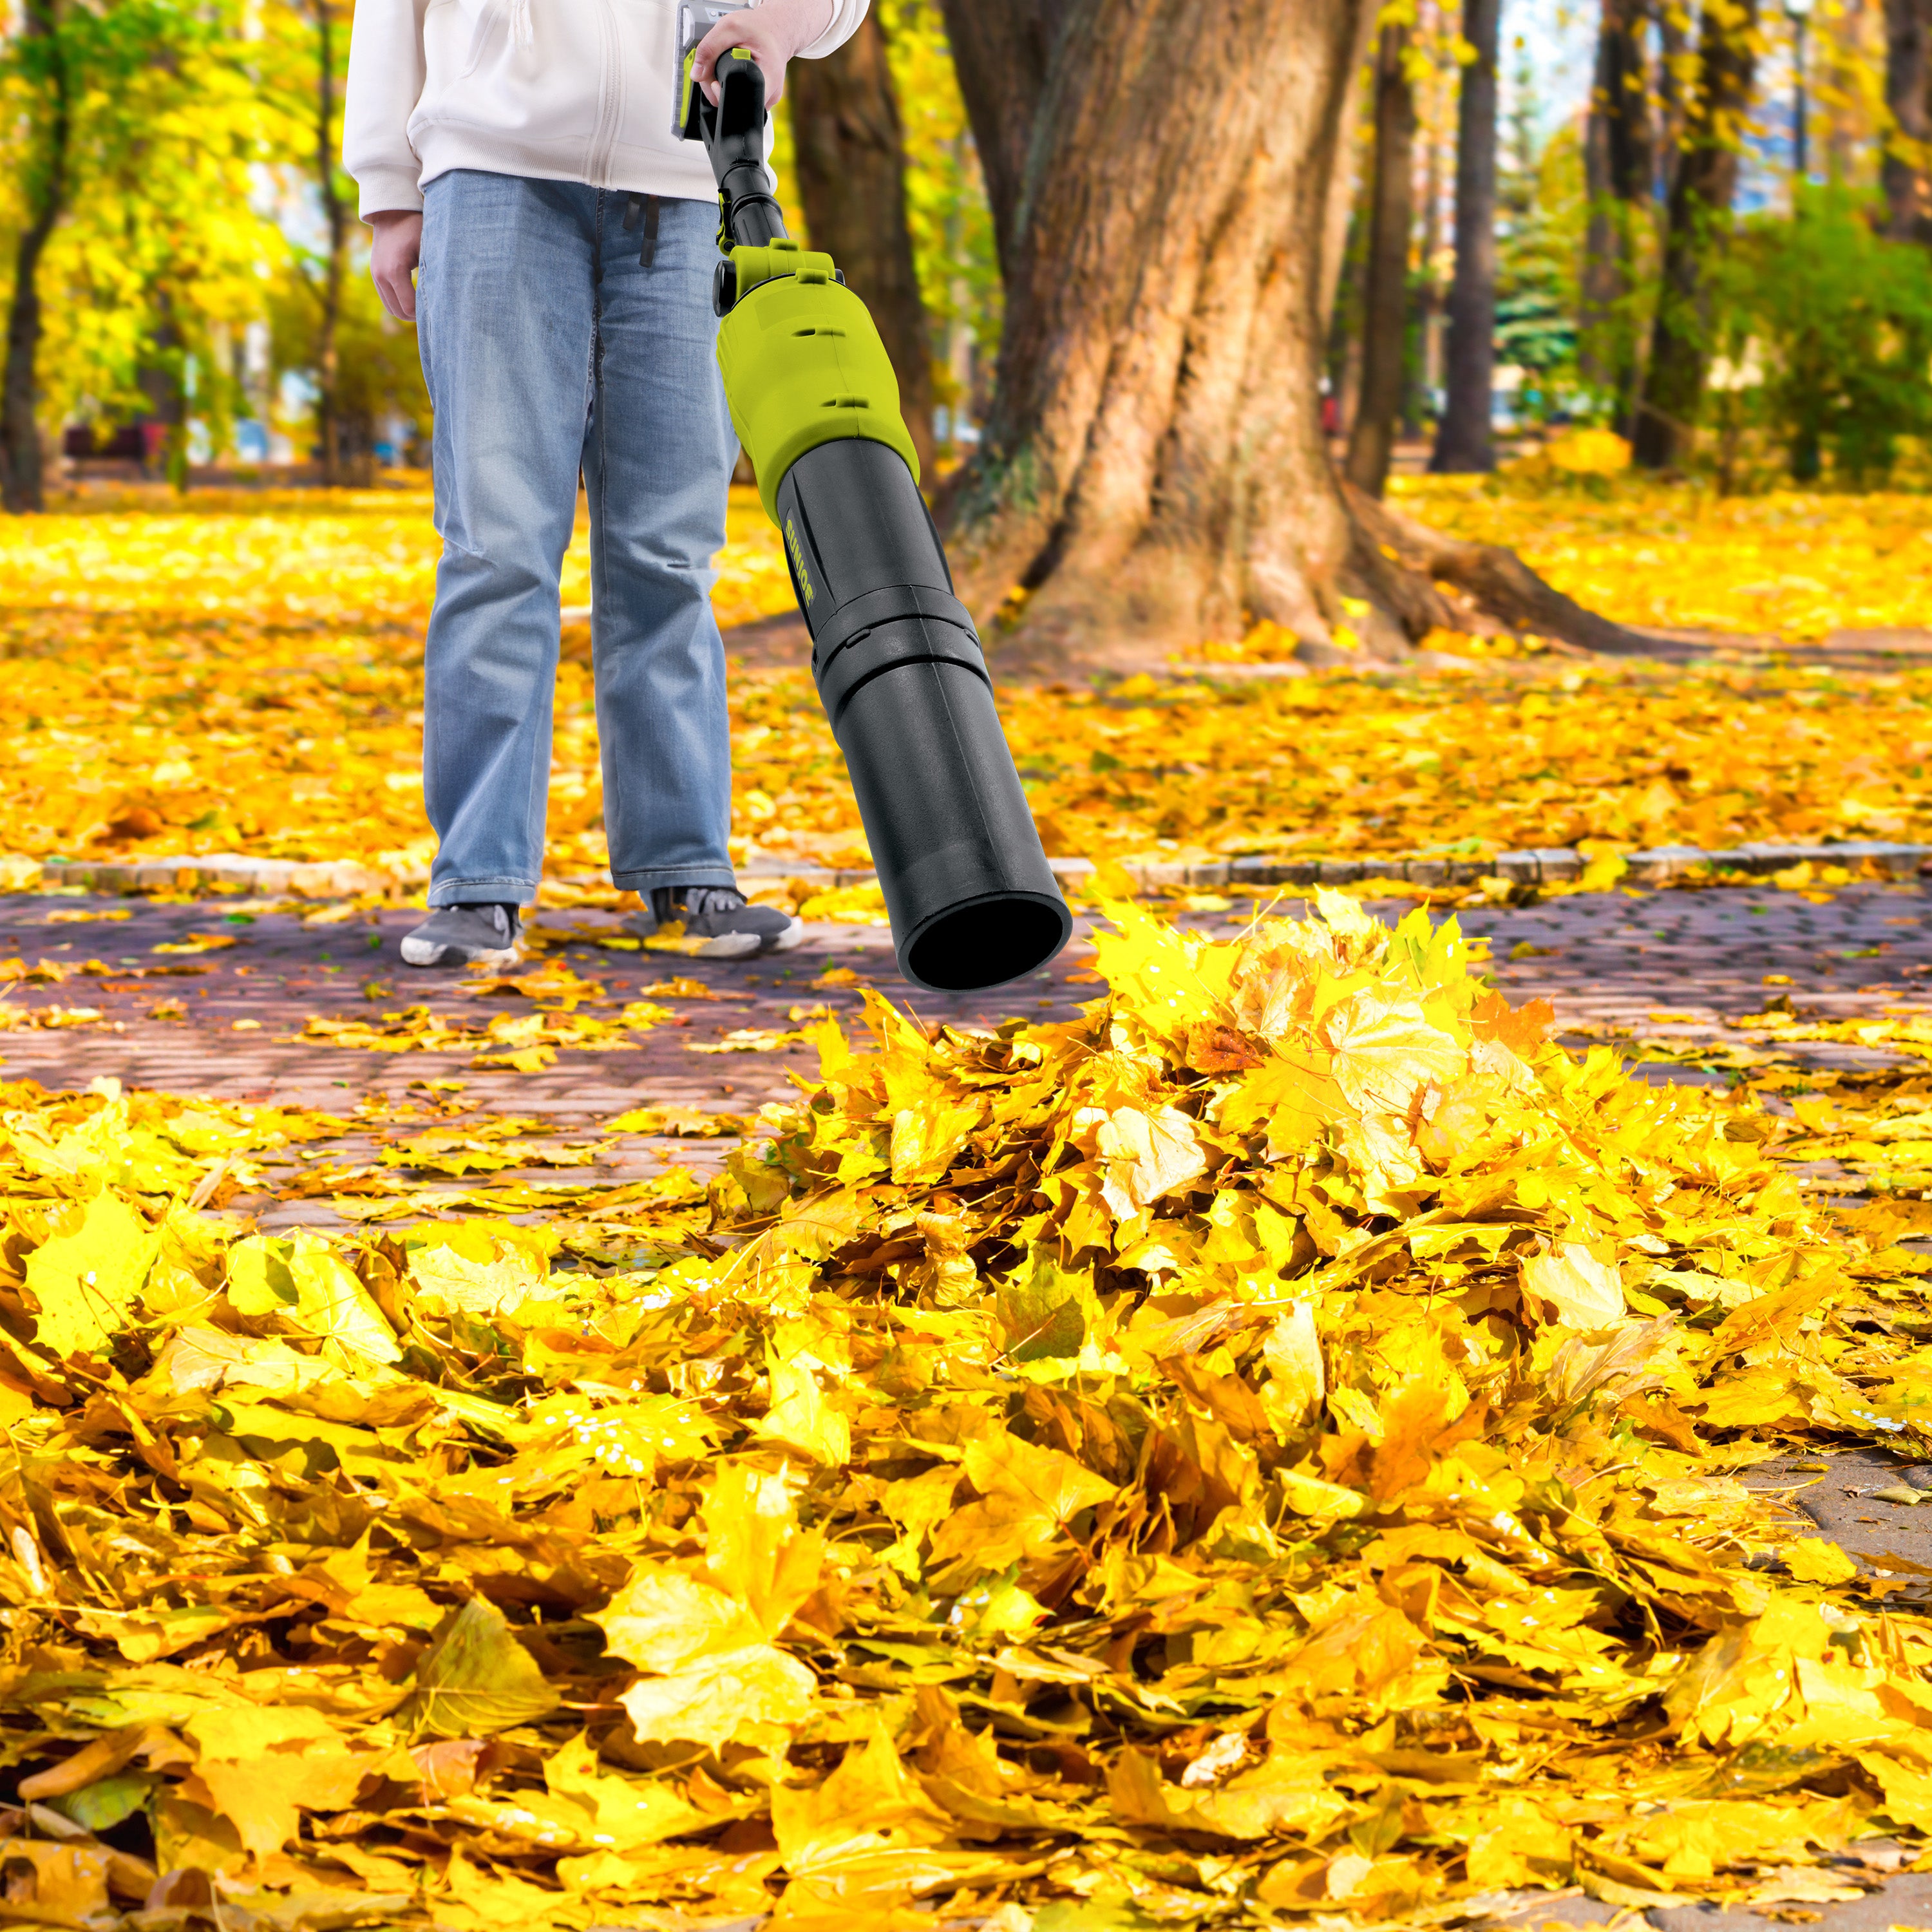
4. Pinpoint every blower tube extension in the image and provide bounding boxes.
[682,47,1070,994]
